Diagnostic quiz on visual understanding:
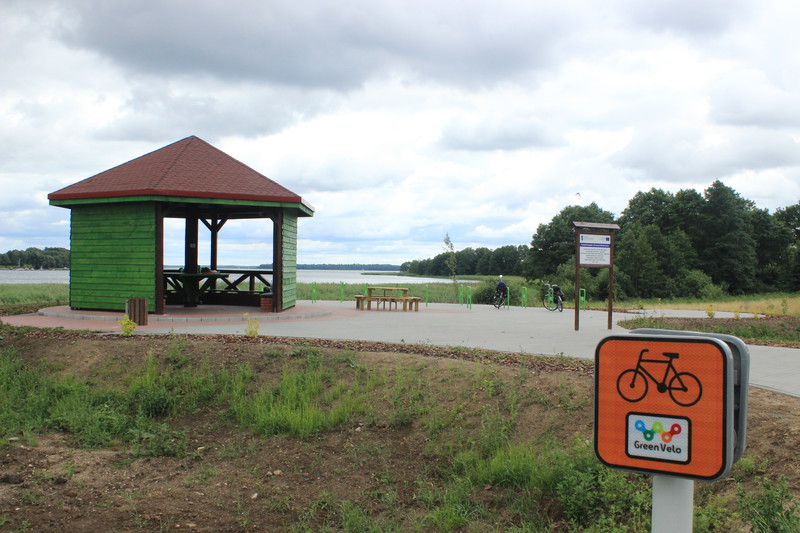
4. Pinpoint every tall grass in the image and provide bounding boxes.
[296,276,532,305]
[2,335,797,532]
[0,283,69,305]
[0,344,222,455]
[632,293,800,317]
[227,347,377,437]
[620,315,800,344]
[295,281,483,304]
